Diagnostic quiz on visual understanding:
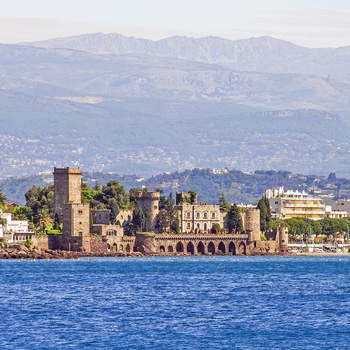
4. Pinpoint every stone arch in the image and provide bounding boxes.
[160,245,165,253]
[204,223,207,231]
[176,241,184,253]
[113,243,117,252]
[238,242,246,255]
[187,242,195,255]
[168,245,173,253]
[197,241,205,255]
[208,241,215,255]
[229,242,236,255]
[218,241,226,254]
[126,244,131,253]
[119,244,124,252]
[107,243,111,252]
